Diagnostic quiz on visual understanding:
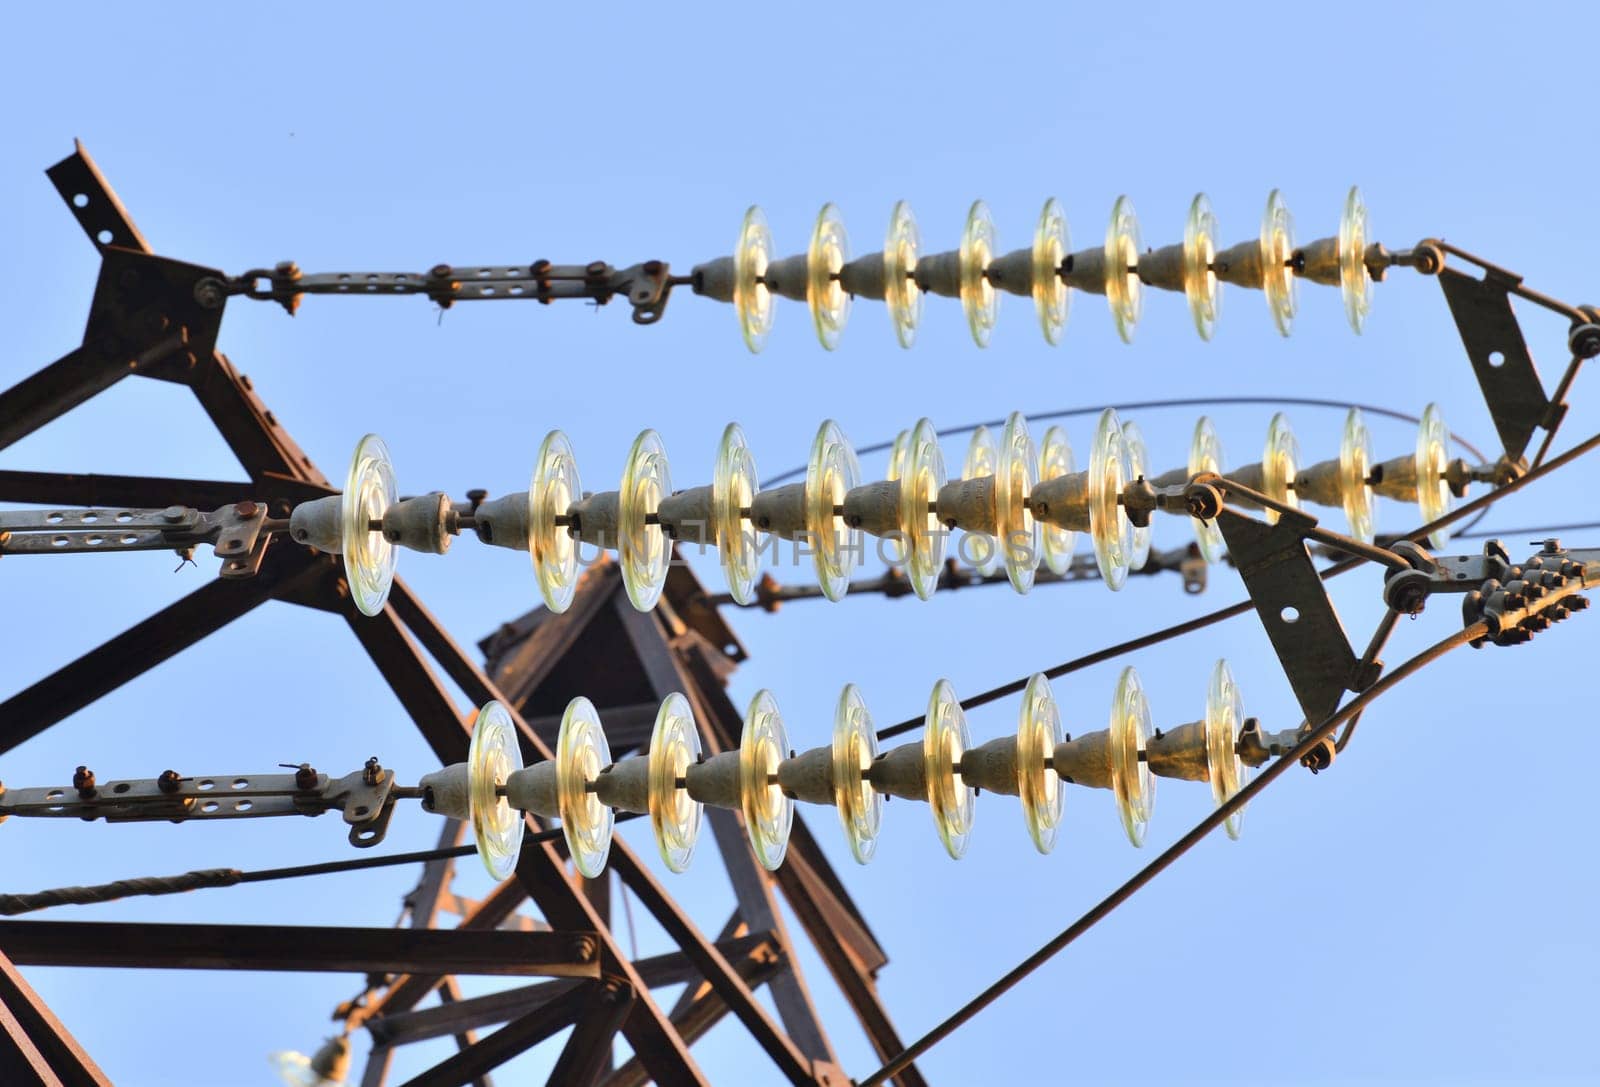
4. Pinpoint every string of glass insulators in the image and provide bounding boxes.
[293,402,1471,616]
[690,188,1399,352]
[422,661,1261,882]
